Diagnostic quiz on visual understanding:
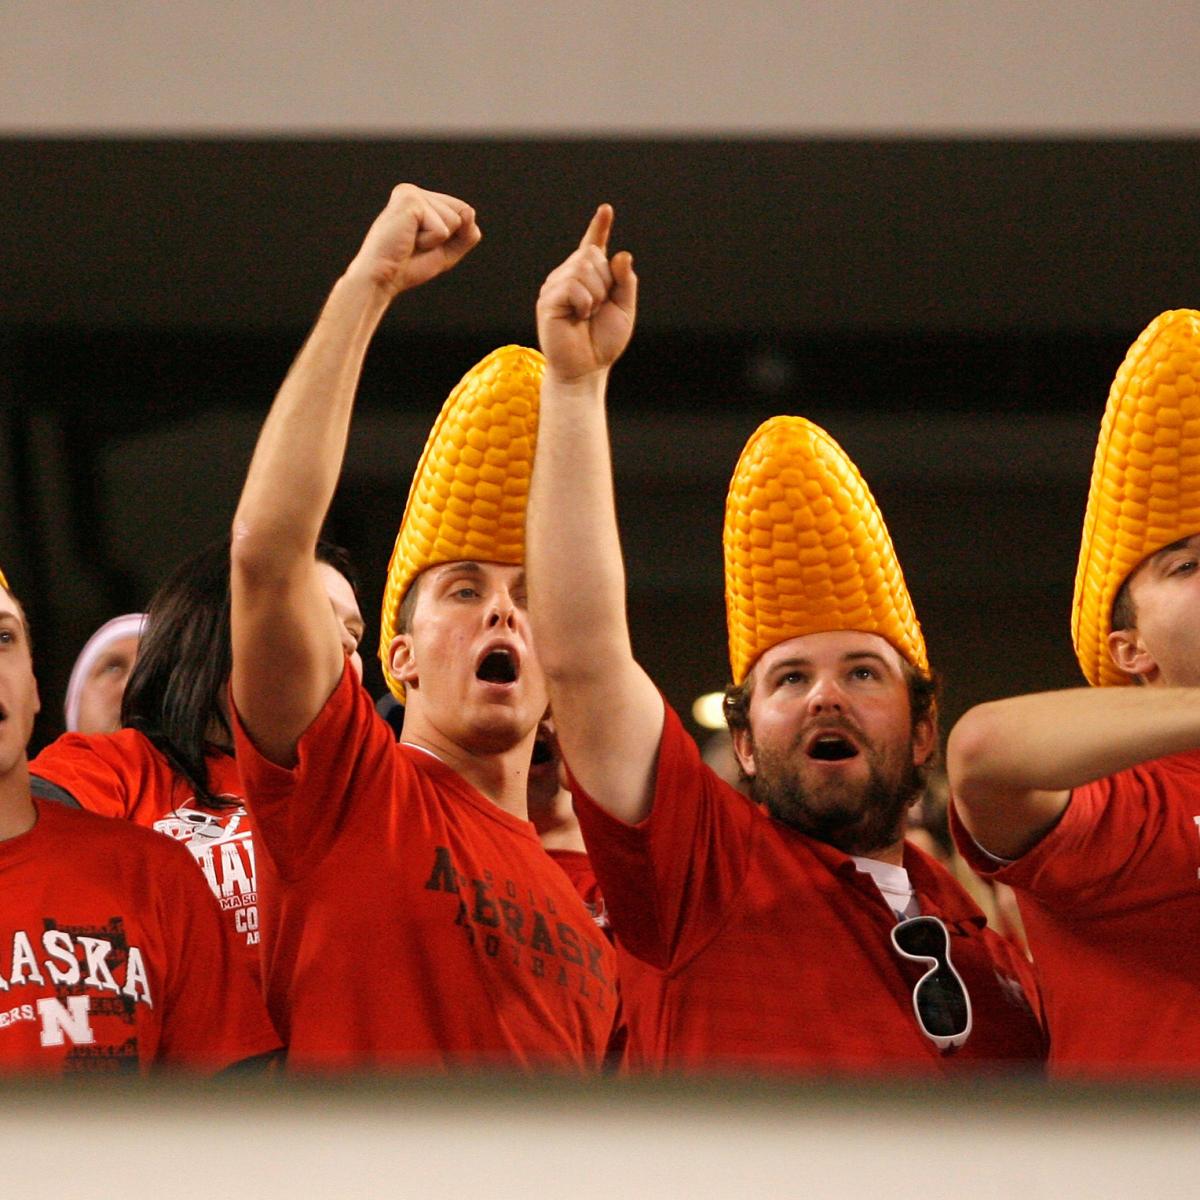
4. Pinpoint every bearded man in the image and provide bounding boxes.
[525,206,1045,1072]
